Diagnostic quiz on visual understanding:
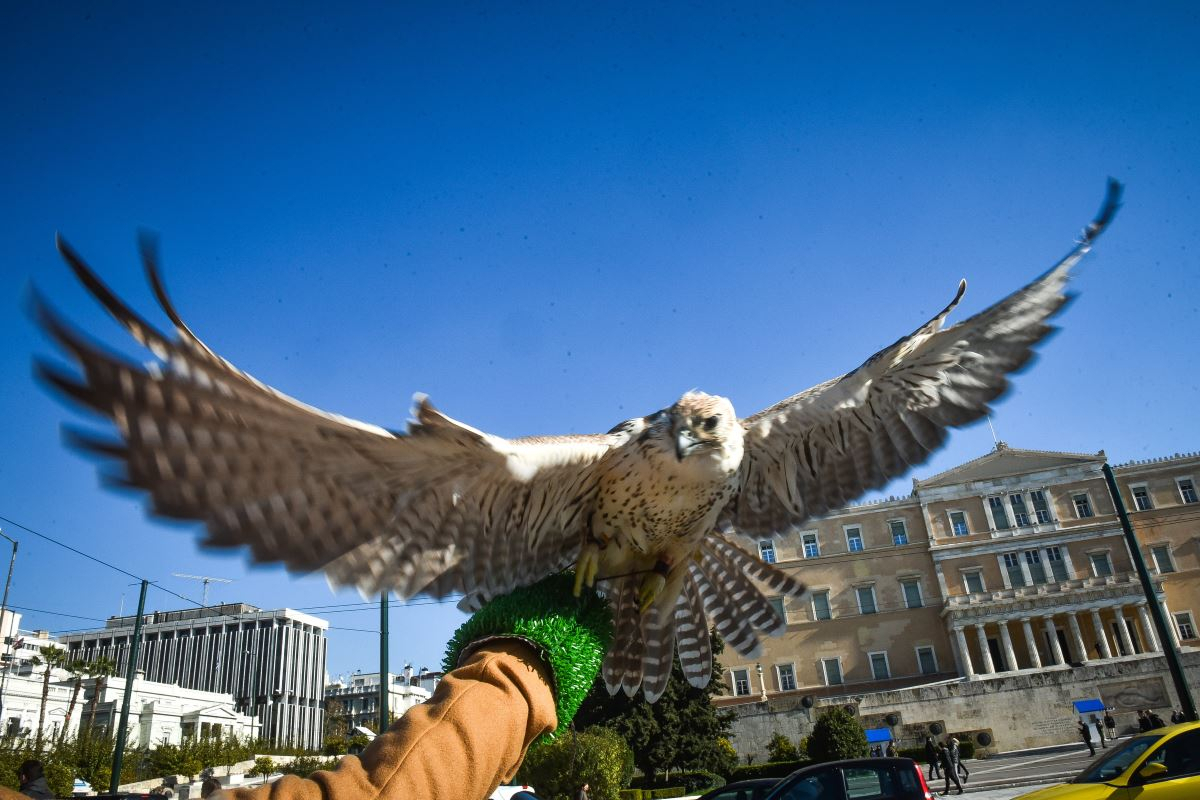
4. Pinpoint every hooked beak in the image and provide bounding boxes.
[675,428,698,461]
